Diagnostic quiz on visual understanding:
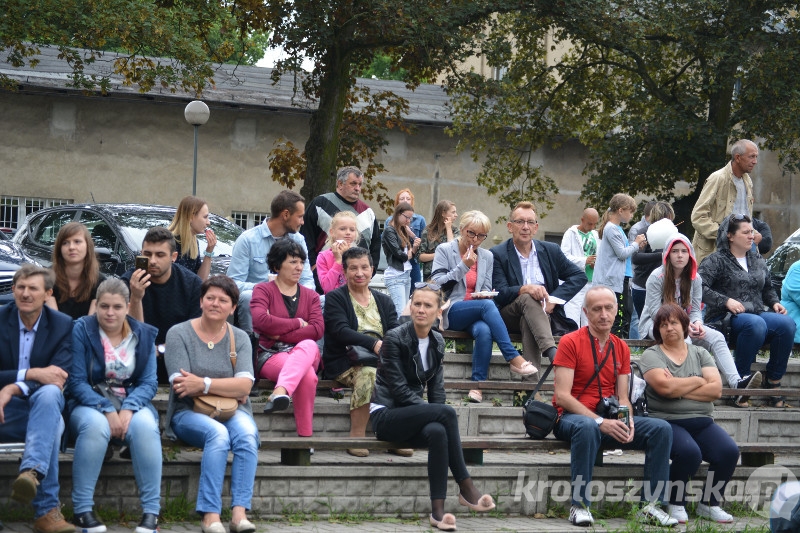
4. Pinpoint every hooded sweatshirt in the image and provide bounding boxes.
[697,216,779,321]
[639,234,701,339]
